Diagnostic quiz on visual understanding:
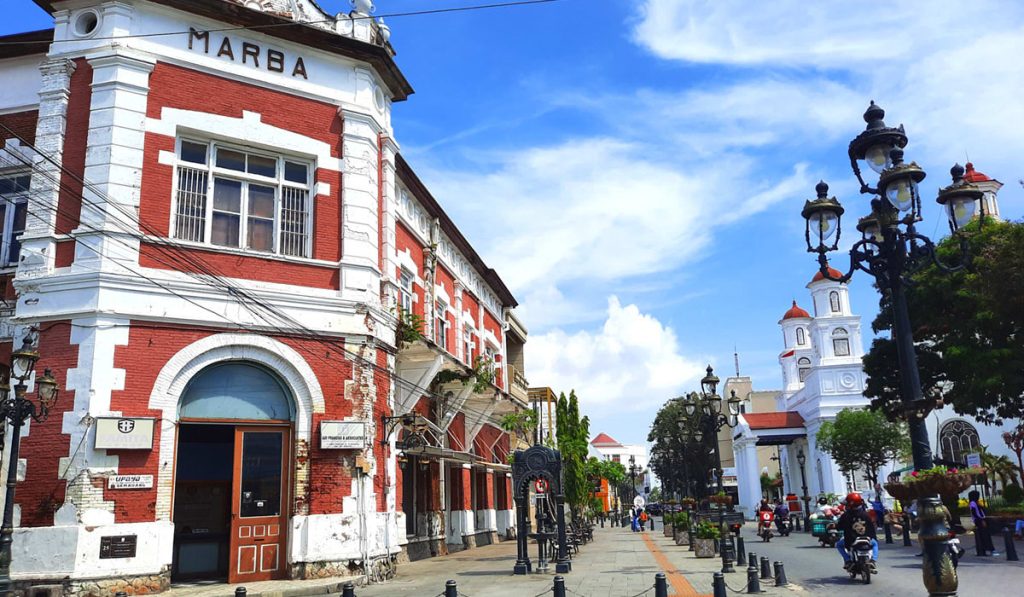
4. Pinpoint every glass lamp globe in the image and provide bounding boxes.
[864,143,892,174]
[886,178,918,213]
[948,197,977,231]
[815,211,839,243]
